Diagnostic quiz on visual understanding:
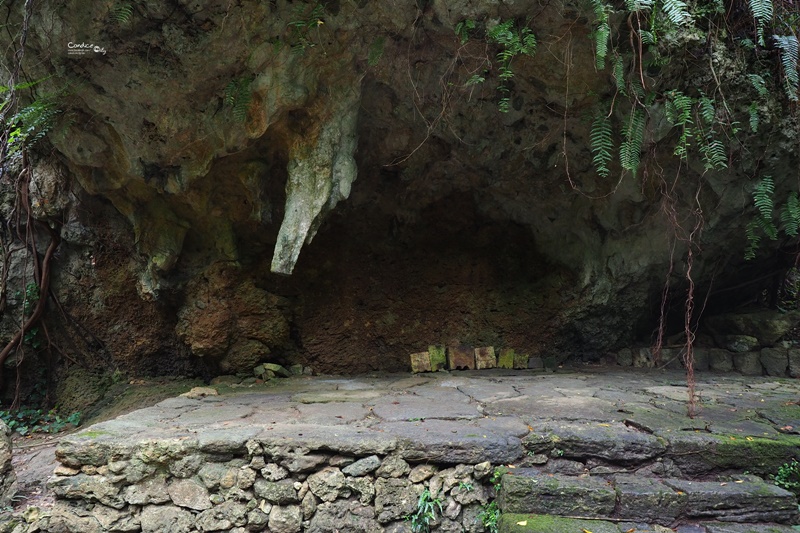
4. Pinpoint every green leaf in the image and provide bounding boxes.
[591,112,614,178]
